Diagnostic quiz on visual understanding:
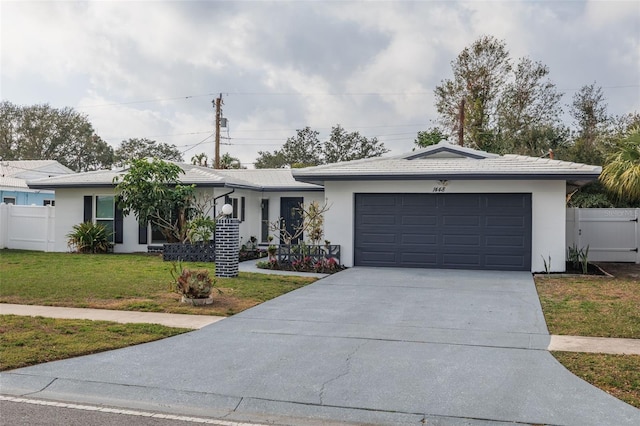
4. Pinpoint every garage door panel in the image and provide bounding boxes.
[401,215,437,226]
[401,234,437,244]
[485,254,527,269]
[442,234,481,246]
[443,253,481,267]
[485,216,526,227]
[486,195,528,208]
[440,195,481,208]
[359,194,397,207]
[442,215,481,226]
[359,214,397,225]
[486,235,526,248]
[359,232,397,244]
[354,193,532,271]
[401,195,438,207]
[401,254,439,266]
